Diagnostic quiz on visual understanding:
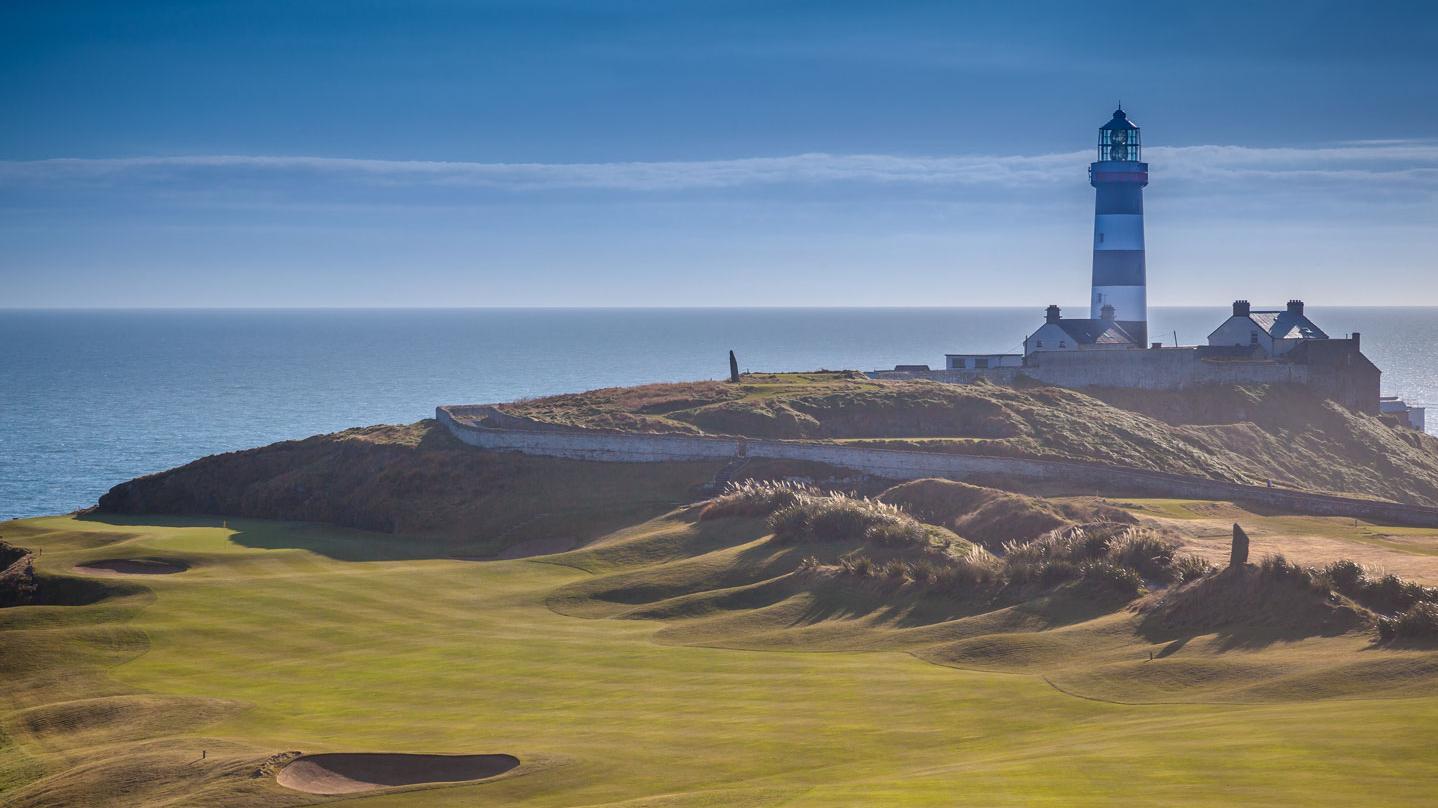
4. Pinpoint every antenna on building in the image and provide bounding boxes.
[1173,330,1178,347]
